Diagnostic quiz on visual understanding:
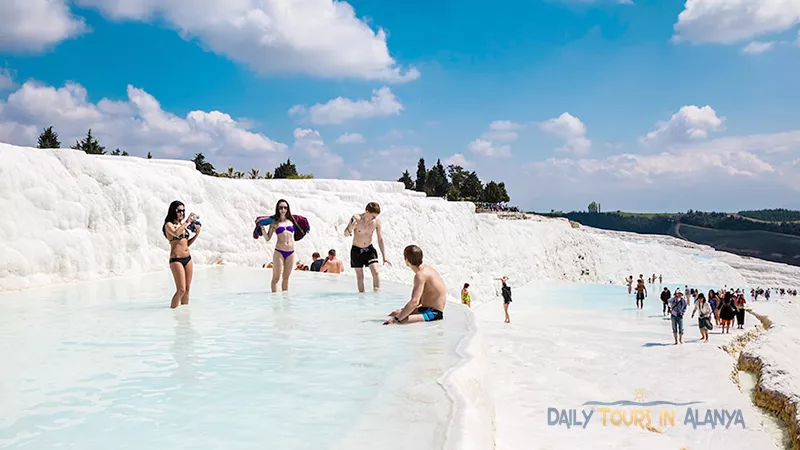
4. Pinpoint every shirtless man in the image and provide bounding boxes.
[320,249,344,274]
[344,202,391,292]
[635,275,647,309]
[625,275,634,294]
[384,245,446,325]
